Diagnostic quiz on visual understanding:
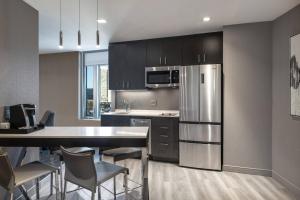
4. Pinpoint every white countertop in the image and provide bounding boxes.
[102,109,179,118]
[0,126,148,139]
